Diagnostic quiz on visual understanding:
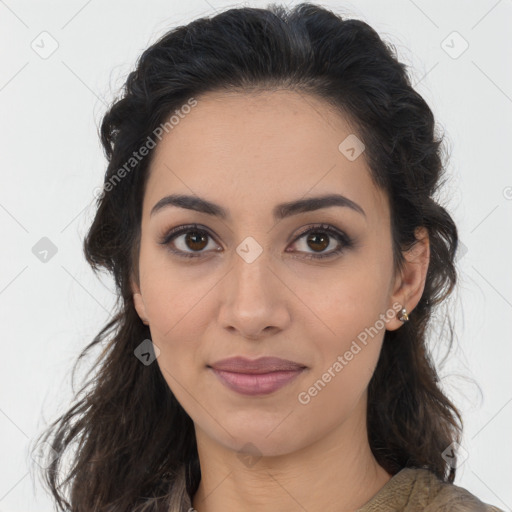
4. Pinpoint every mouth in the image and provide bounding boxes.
[208,356,307,396]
